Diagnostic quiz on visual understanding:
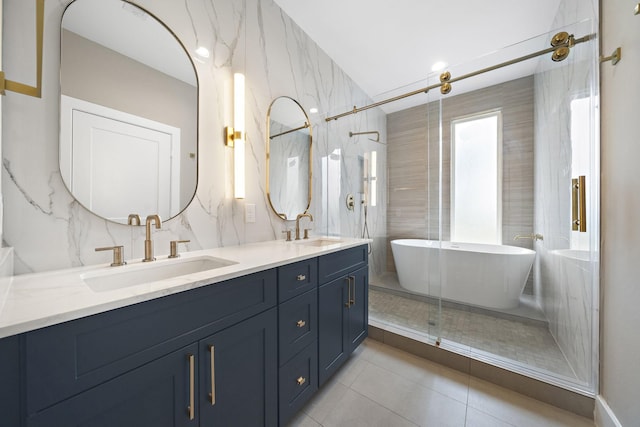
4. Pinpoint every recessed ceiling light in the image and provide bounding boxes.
[431,61,447,72]
[195,46,210,59]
